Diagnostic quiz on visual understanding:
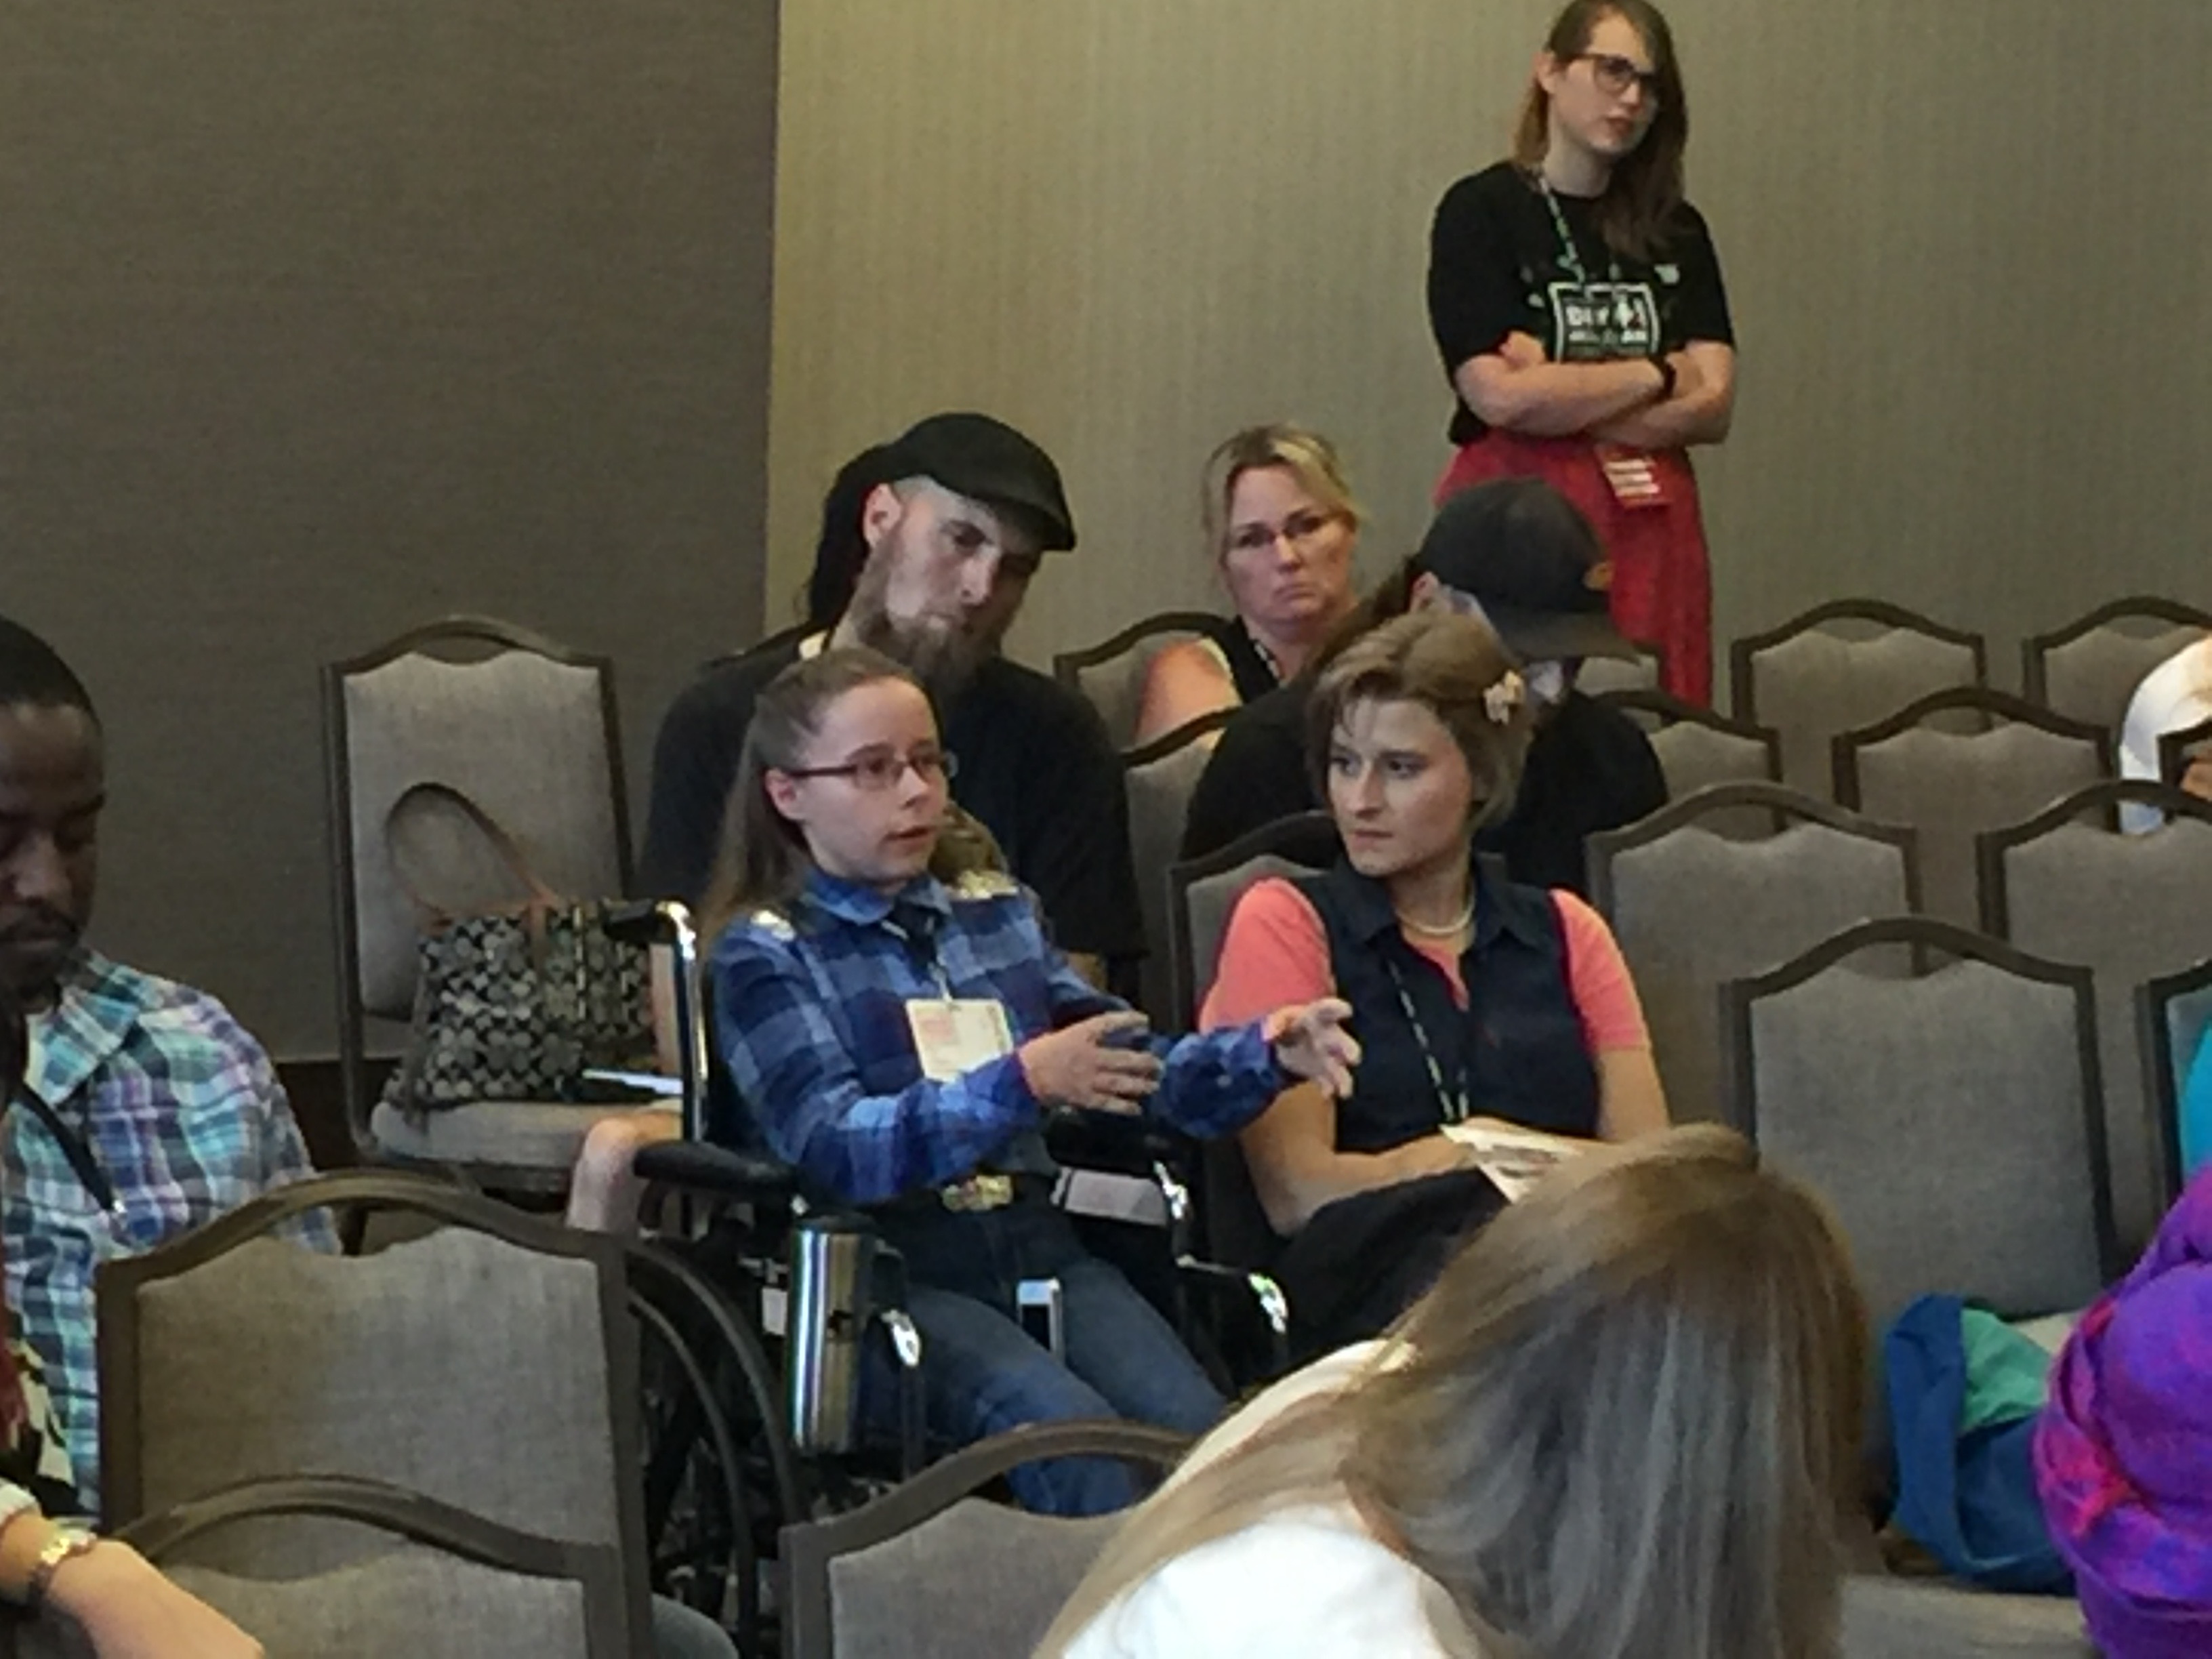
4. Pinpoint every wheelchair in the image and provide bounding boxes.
[602,901,1294,1656]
